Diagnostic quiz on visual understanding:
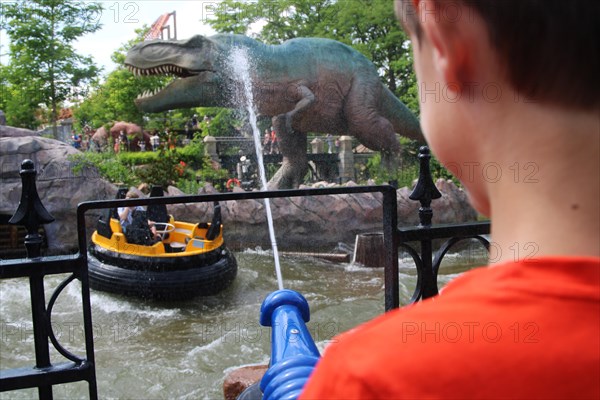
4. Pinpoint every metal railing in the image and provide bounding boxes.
[0,160,98,400]
[389,146,490,308]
